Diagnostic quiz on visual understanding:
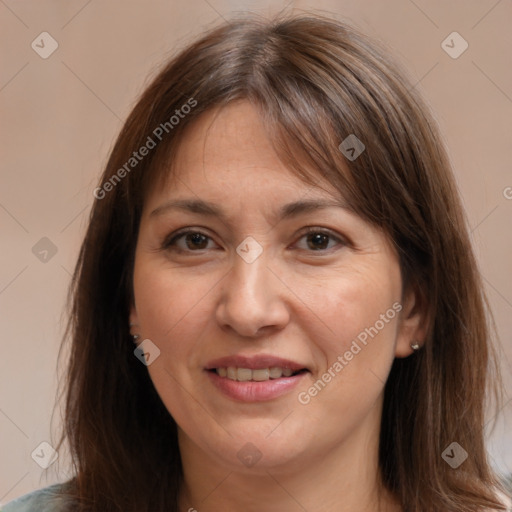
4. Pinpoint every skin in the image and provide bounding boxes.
[130,100,427,512]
